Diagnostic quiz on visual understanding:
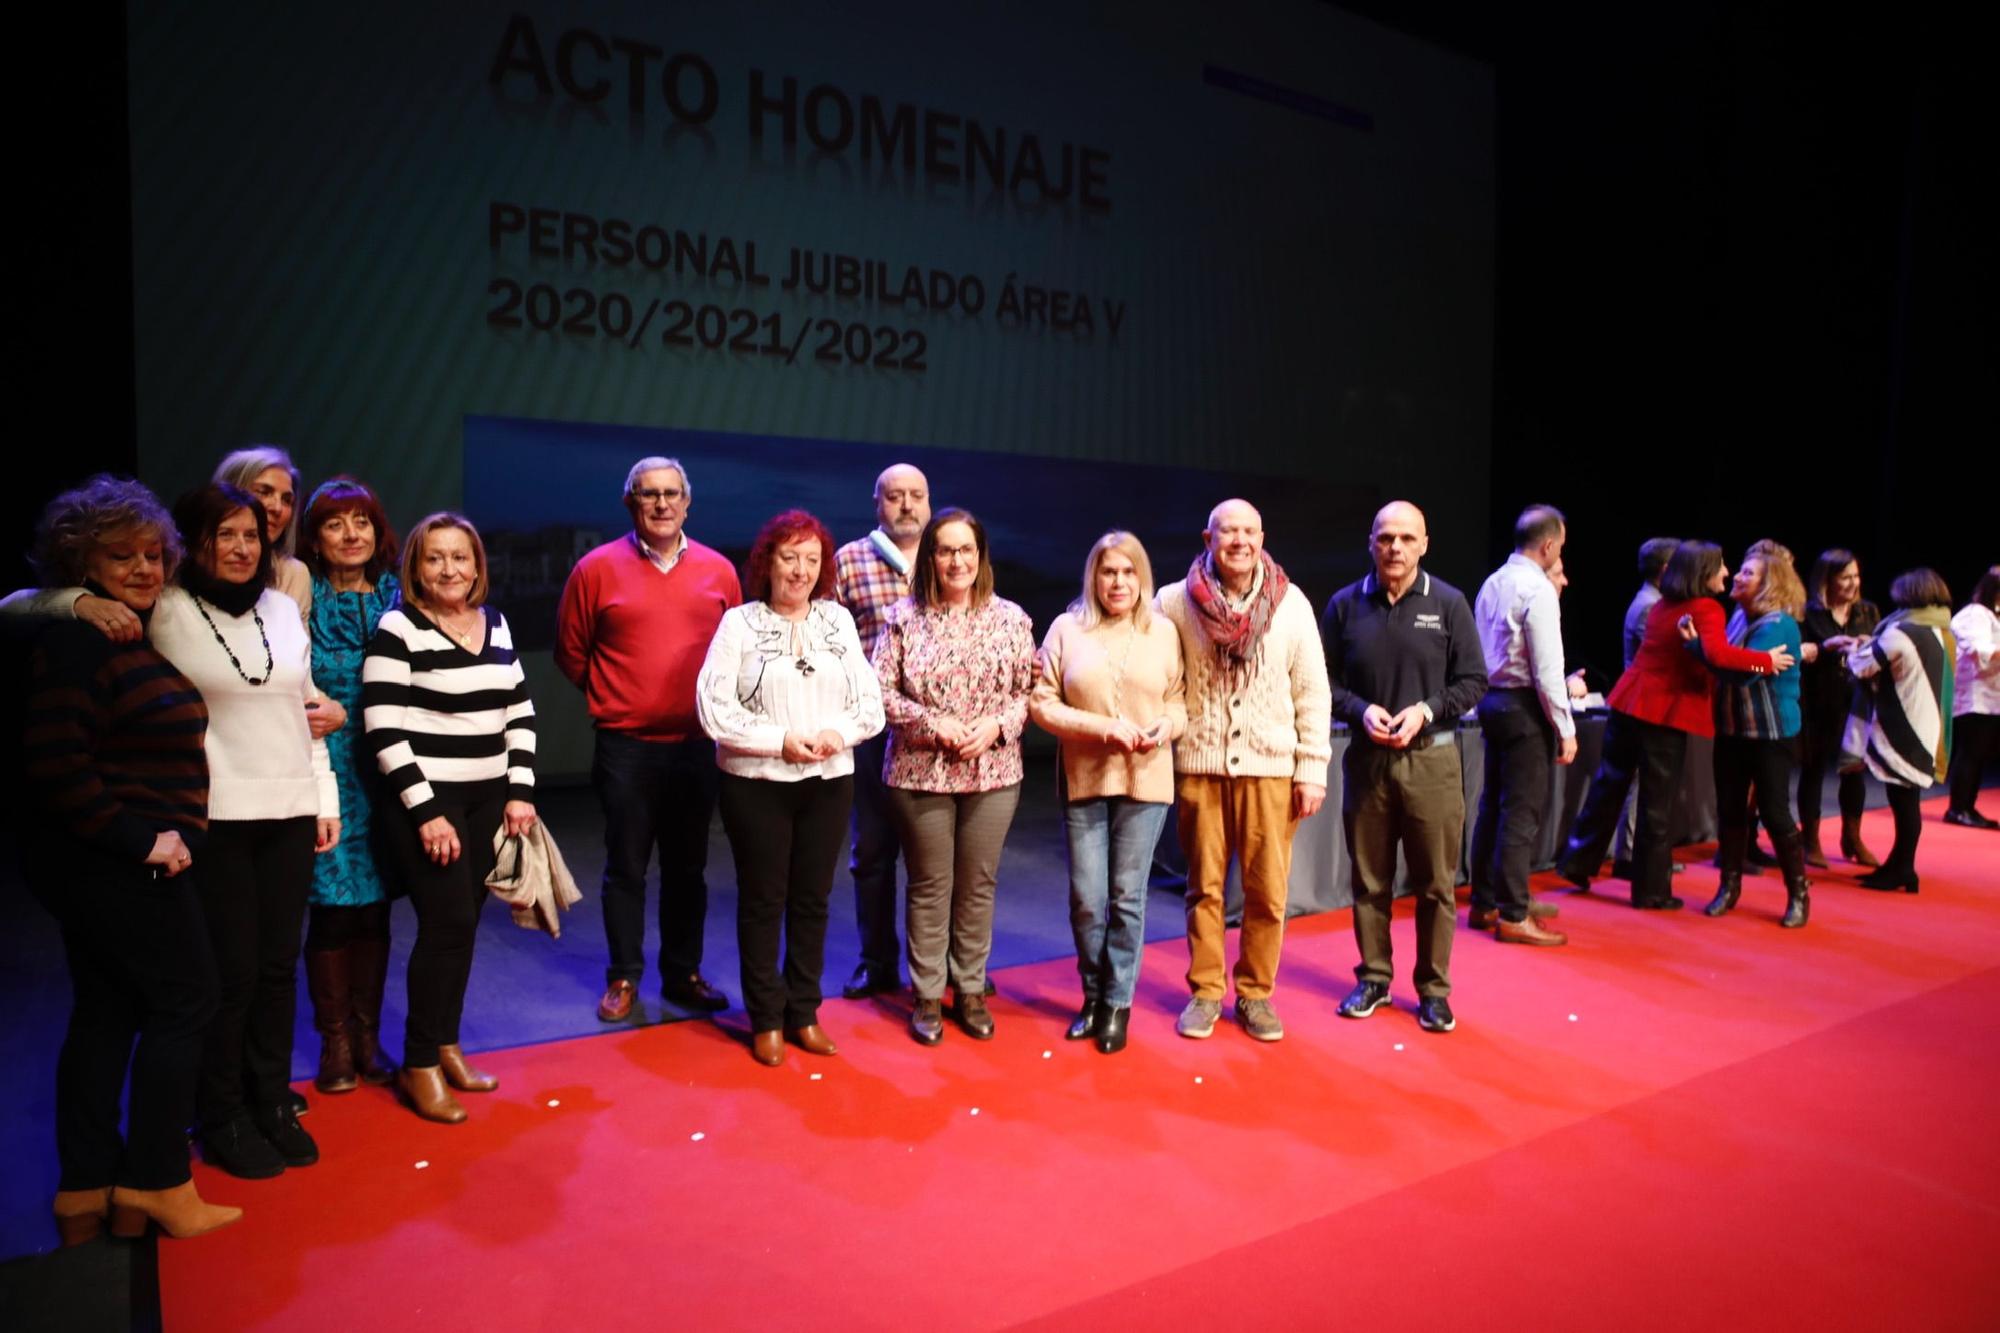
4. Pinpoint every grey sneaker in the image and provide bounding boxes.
[1236,997,1284,1042]
[1176,997,1222,1039]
